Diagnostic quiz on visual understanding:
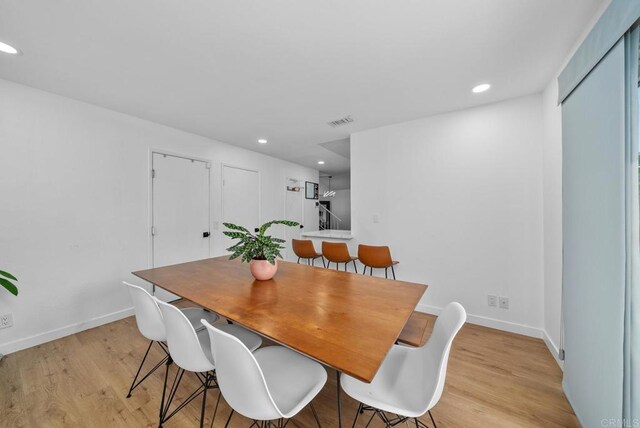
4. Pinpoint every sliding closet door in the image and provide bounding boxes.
[562,40,626,425]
